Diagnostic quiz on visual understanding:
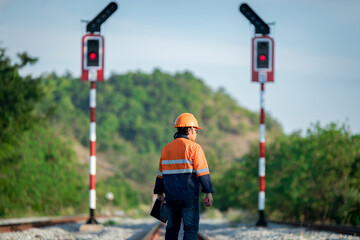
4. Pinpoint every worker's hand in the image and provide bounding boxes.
[205,193,213,207]
[157,193,165,203]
